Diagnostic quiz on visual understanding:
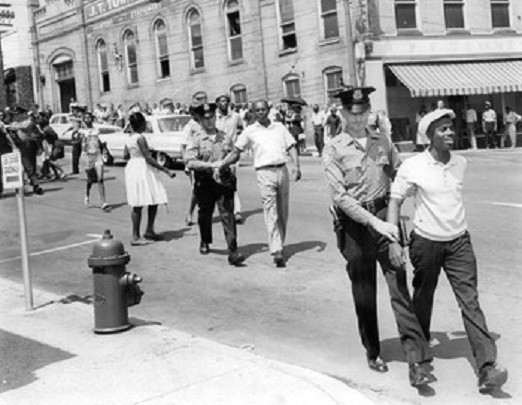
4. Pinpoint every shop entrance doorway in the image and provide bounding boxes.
[54,60,76,112]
